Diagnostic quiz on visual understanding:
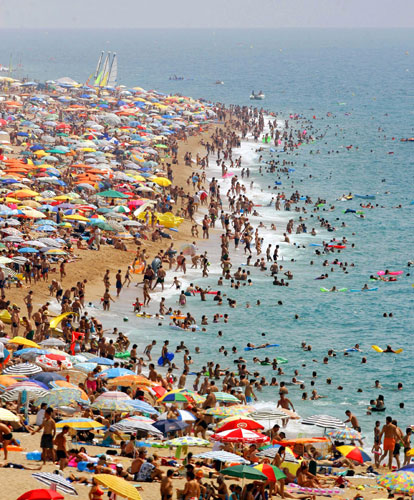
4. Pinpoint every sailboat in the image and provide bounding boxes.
[91,51,118,88]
